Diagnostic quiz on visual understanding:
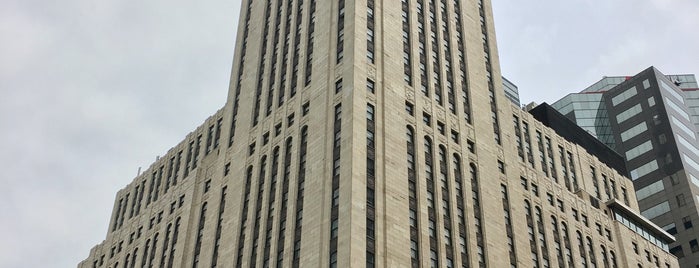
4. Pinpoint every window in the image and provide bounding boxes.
[557,199,565,212]
[684,216,693,229]
[611,86,637,106]
[632,242,638,254]
[640,201,670,219]
[498,160,505,174]
[248,142,256,155]
[275,123,282,136]
[302,102,310,116]
[262,132,270,145]
[520,177,528,190]
[677,194,687,207]
[423,113,431,126]
[335,79,343,93]
[204,179,211,193]
[615,104,642,123]
[367,79,375,94]
[547,193,554,206]
[467,140,475,153]
[331,220,338,238]
[629,160,659,180]
[663,223,677,235]
[644,250,651,261]
[621,122,648,142]
[531,183,538,197]
[405,102,414,116]
[288,113,295,126]
[437,121,445,135]
[451,130,459,143]
[625,140,653,160]
[572,209,579,221]
[643,174,671,196]
[223,162,231,176]
[670,245,684,258]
